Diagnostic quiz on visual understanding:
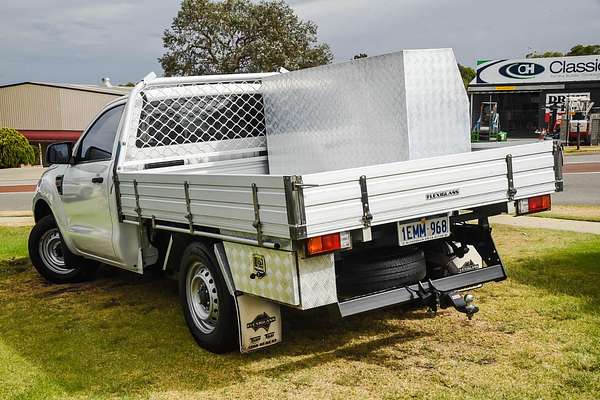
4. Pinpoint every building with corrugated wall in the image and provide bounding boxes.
[0,82,130,160]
